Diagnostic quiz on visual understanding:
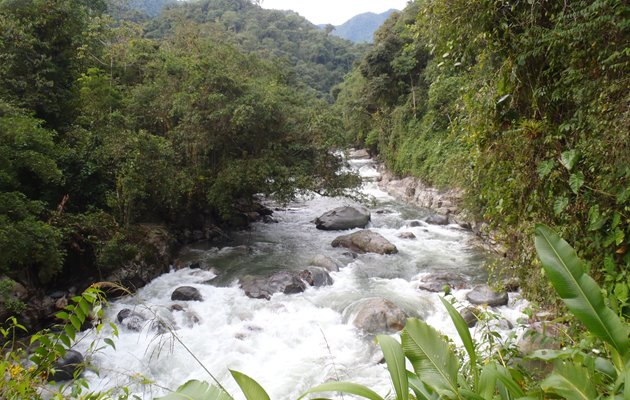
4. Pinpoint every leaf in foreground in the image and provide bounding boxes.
[401,318,459,398]
[535,224,629,355]
[155,380,233,400]
[541,362,596,400]
[230,370,270,400]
